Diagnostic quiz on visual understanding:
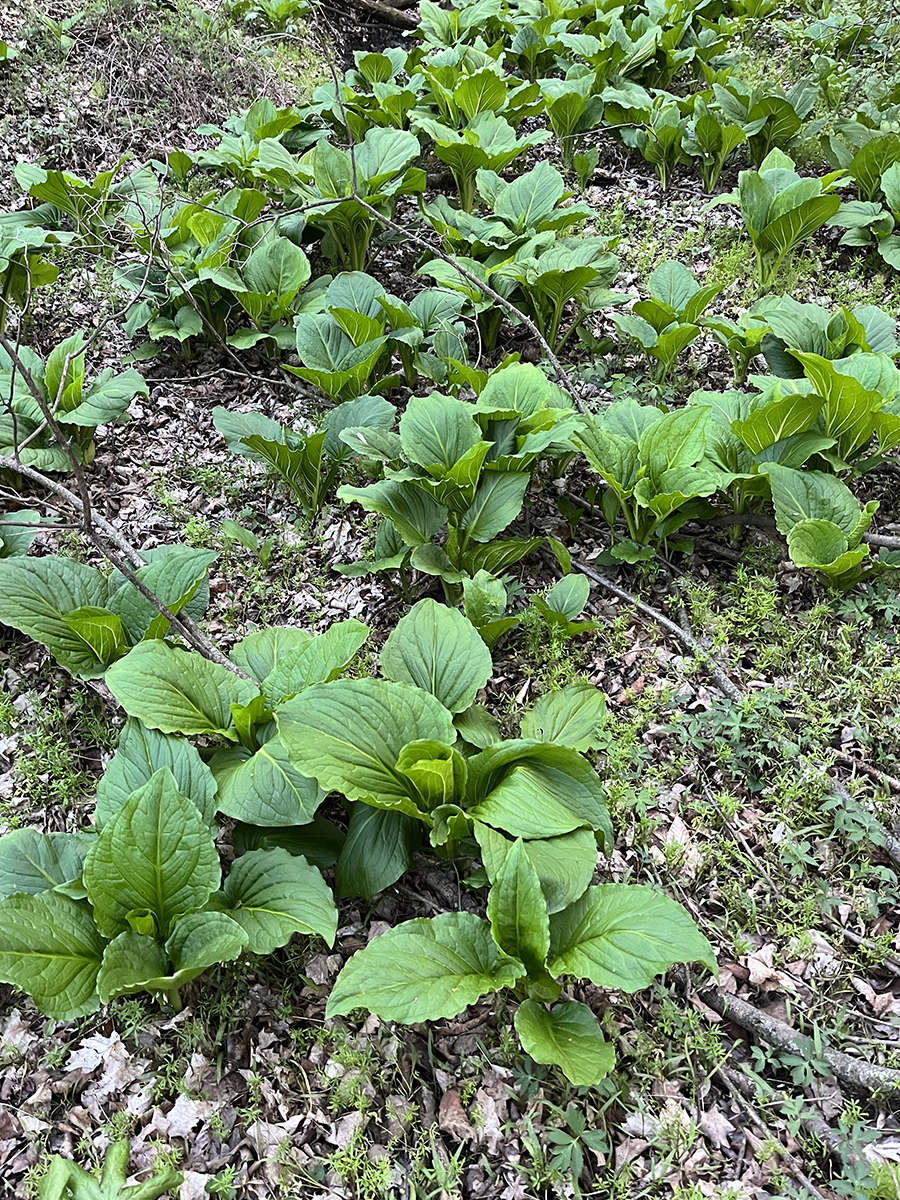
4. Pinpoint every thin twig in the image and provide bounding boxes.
[0,455,242,674]
[831,748,900,794]
[571,556,744,702]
